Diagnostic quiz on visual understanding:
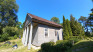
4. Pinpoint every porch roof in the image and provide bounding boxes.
[28,13,62,28]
